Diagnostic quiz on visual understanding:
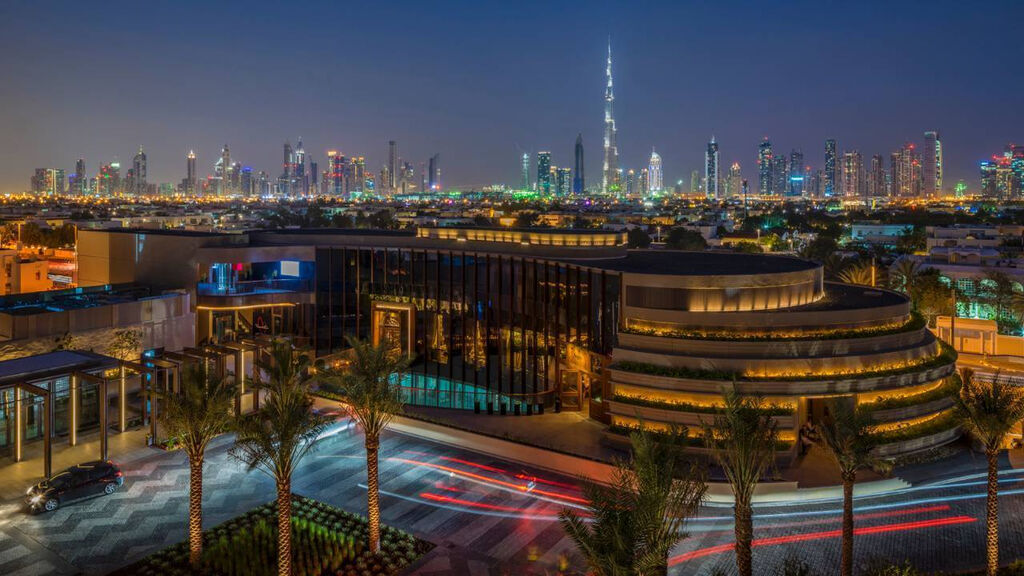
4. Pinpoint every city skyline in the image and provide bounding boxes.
[3,0,1024,193]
